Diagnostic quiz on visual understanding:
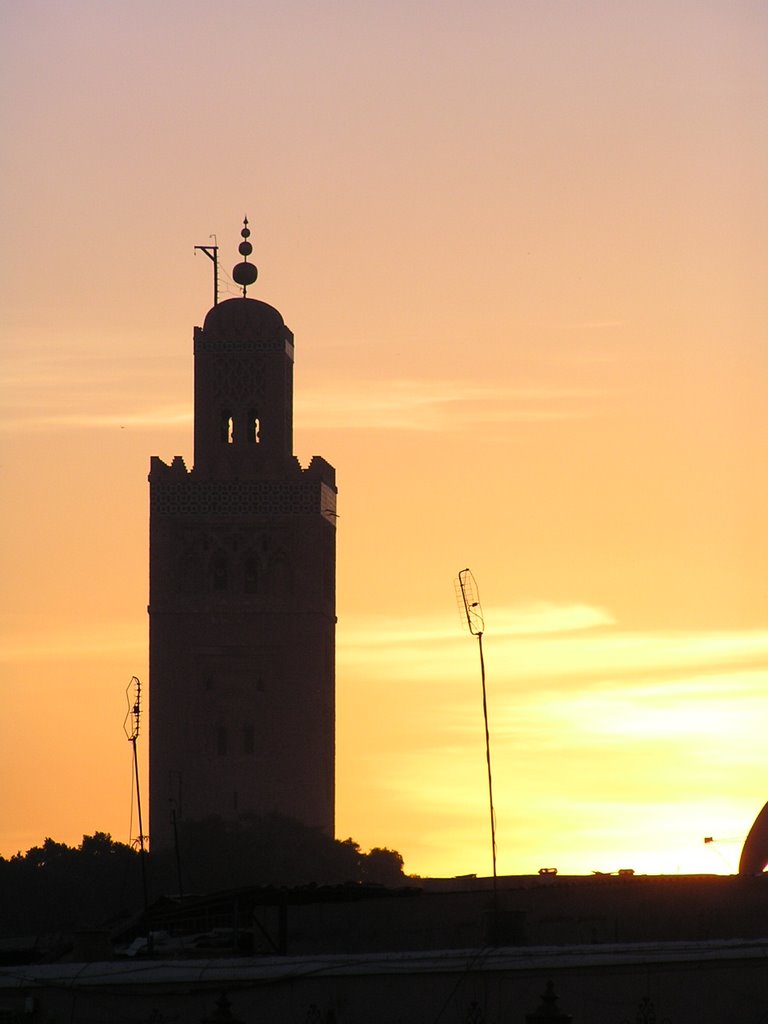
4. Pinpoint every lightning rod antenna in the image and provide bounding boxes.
[456,569,498,902]
[124,676,149,914]
[194,235,219,306]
